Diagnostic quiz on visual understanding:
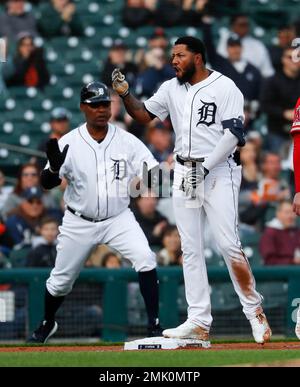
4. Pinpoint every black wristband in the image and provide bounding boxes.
[120,89,130,99]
